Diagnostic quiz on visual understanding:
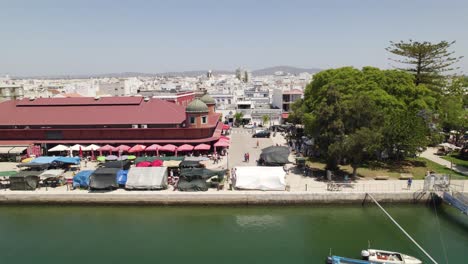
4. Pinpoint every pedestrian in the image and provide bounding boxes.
[247,153,250,162]
[407,178,413,190]
[244,153,247,162]
[256,140,259,148]
[84,159,88,168]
